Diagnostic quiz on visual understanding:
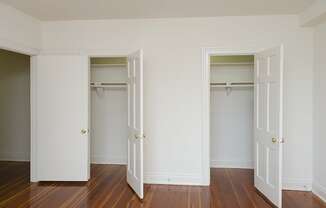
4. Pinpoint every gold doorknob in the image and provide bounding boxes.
[81,129,89,135]
[272,138,278,143]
